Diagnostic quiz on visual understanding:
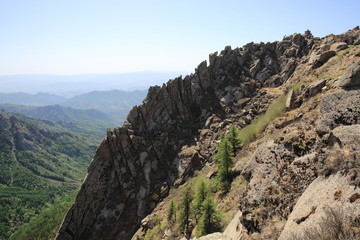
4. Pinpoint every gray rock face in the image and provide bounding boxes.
[317,89,360,134]
[331,125,360,148]
[57,28,360,240]
[279,173,360,240]
[307,79,327,97]
[56,32,316,240]
[337,59,360,88]
[238,89,360,237]
[239,141,318,233]
[241,142,292,227]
